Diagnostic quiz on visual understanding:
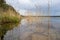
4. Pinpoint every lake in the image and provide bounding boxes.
[3,17,60,40]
